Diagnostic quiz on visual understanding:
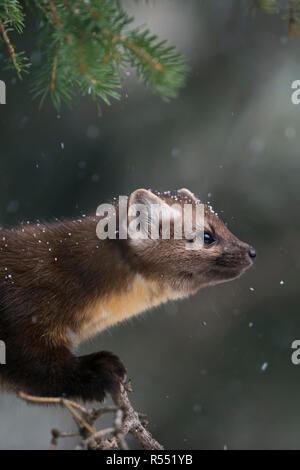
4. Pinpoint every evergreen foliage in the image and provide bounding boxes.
[0,0,188,109]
